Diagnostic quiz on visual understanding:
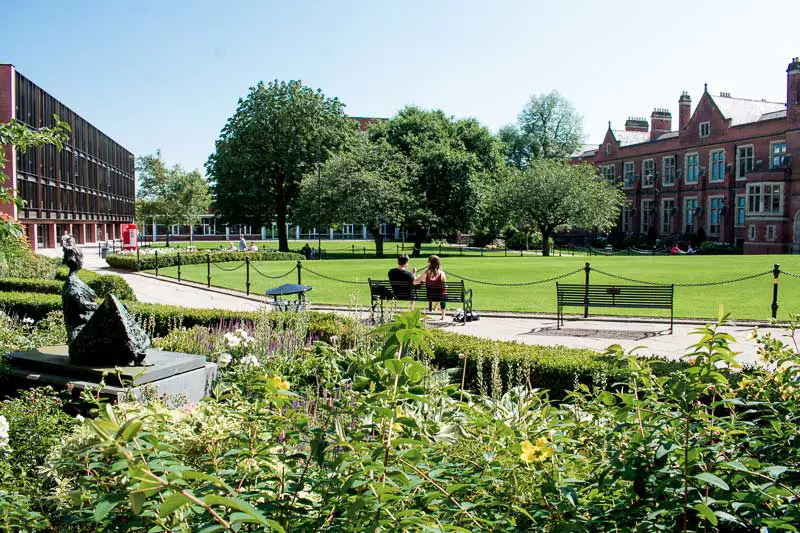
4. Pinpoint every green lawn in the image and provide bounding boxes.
[148,255,800,321]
